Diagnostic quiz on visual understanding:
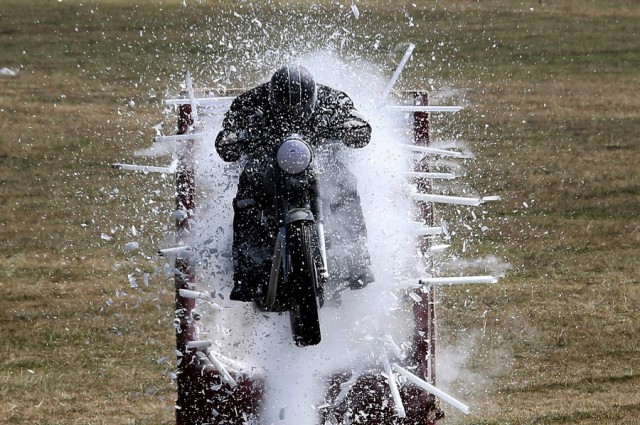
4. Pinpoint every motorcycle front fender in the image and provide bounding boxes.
[285,208,315,225]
